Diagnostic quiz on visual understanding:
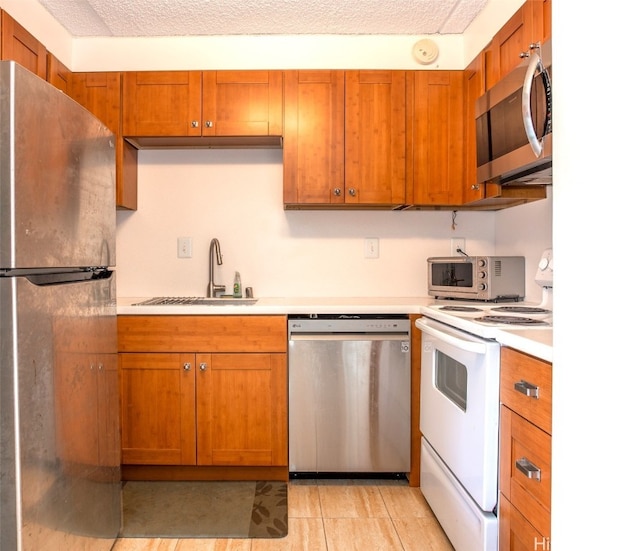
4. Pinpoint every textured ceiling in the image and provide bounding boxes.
[36,0,489,37]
